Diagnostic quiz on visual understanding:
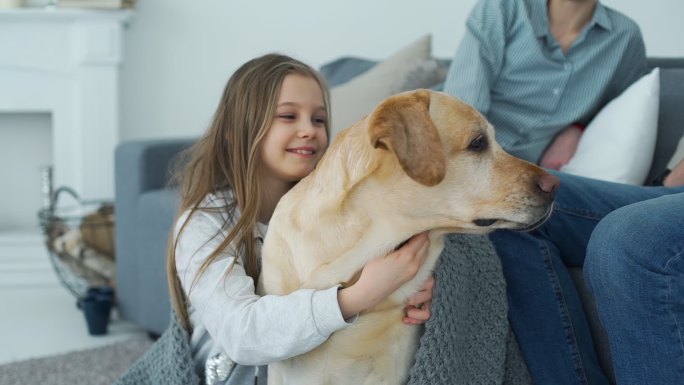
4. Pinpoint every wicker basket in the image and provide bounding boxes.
[37,187,115,299]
